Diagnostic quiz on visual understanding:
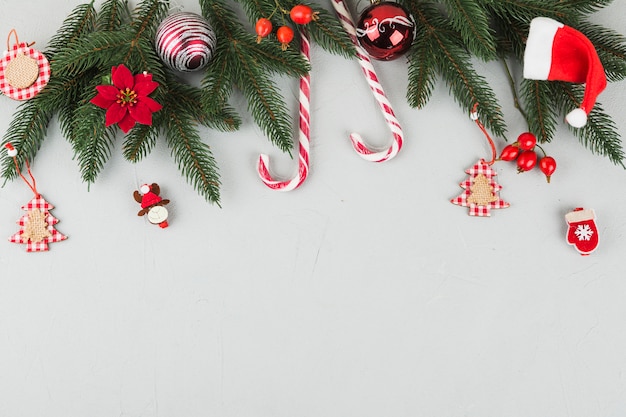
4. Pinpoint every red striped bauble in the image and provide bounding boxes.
[155,12,217,72]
